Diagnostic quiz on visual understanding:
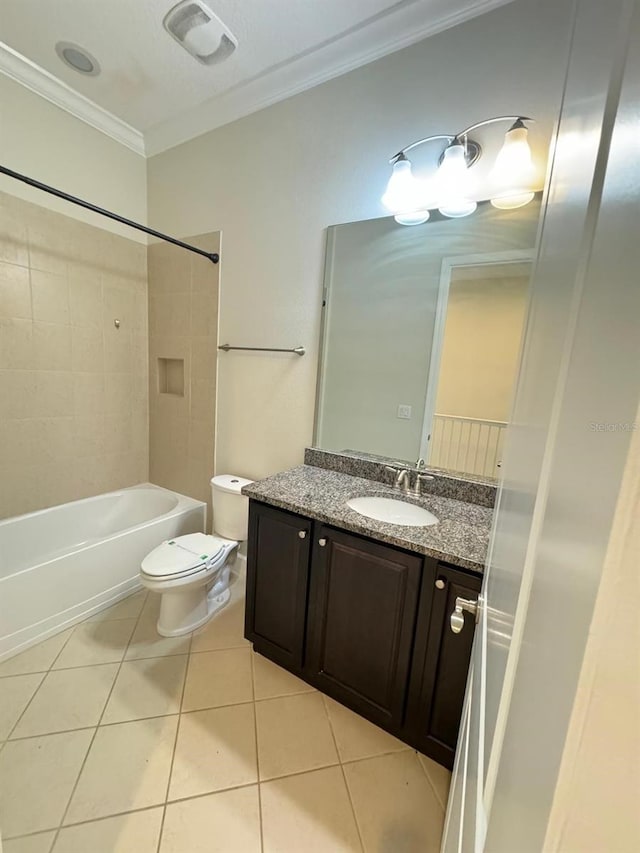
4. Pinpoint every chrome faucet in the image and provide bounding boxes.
[385,466,411,493]
[386,464,434,497]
